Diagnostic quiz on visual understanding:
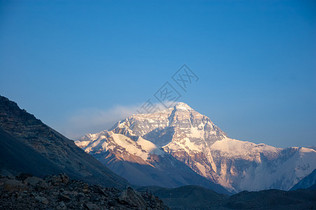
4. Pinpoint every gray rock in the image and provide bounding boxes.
[1,178,27,192]
[35,196,49,205]
[84,202,100,210]
[24,176,43,186]
[57,201,66,209]
[58,194,71,202]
